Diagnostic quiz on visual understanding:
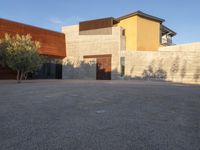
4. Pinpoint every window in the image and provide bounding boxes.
[122,29,125,36]
[120,57,125,77]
